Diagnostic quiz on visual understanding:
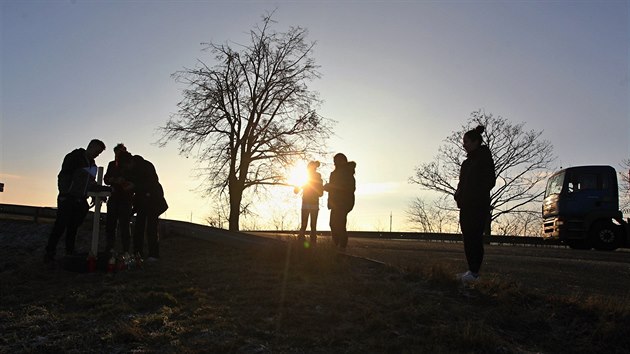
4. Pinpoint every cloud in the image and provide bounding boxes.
[0,173,22,180]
